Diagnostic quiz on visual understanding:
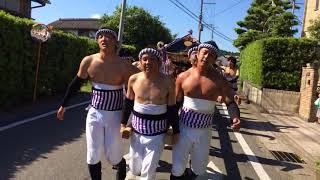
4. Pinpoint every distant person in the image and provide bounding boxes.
[314,93,320,124]
[223,56,239,92]
[187,46,198,68]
